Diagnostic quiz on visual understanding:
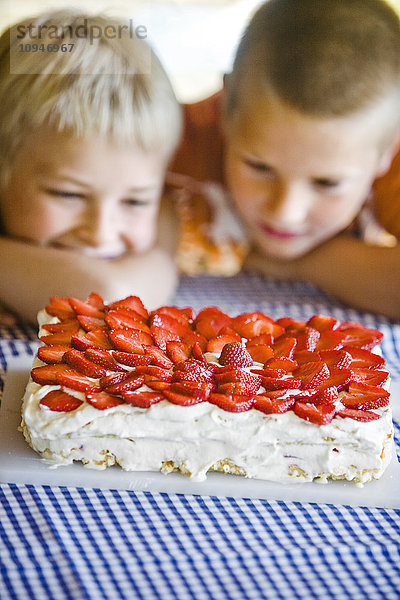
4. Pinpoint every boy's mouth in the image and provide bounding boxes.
[258,221,304,240]
[51,242,126,260]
